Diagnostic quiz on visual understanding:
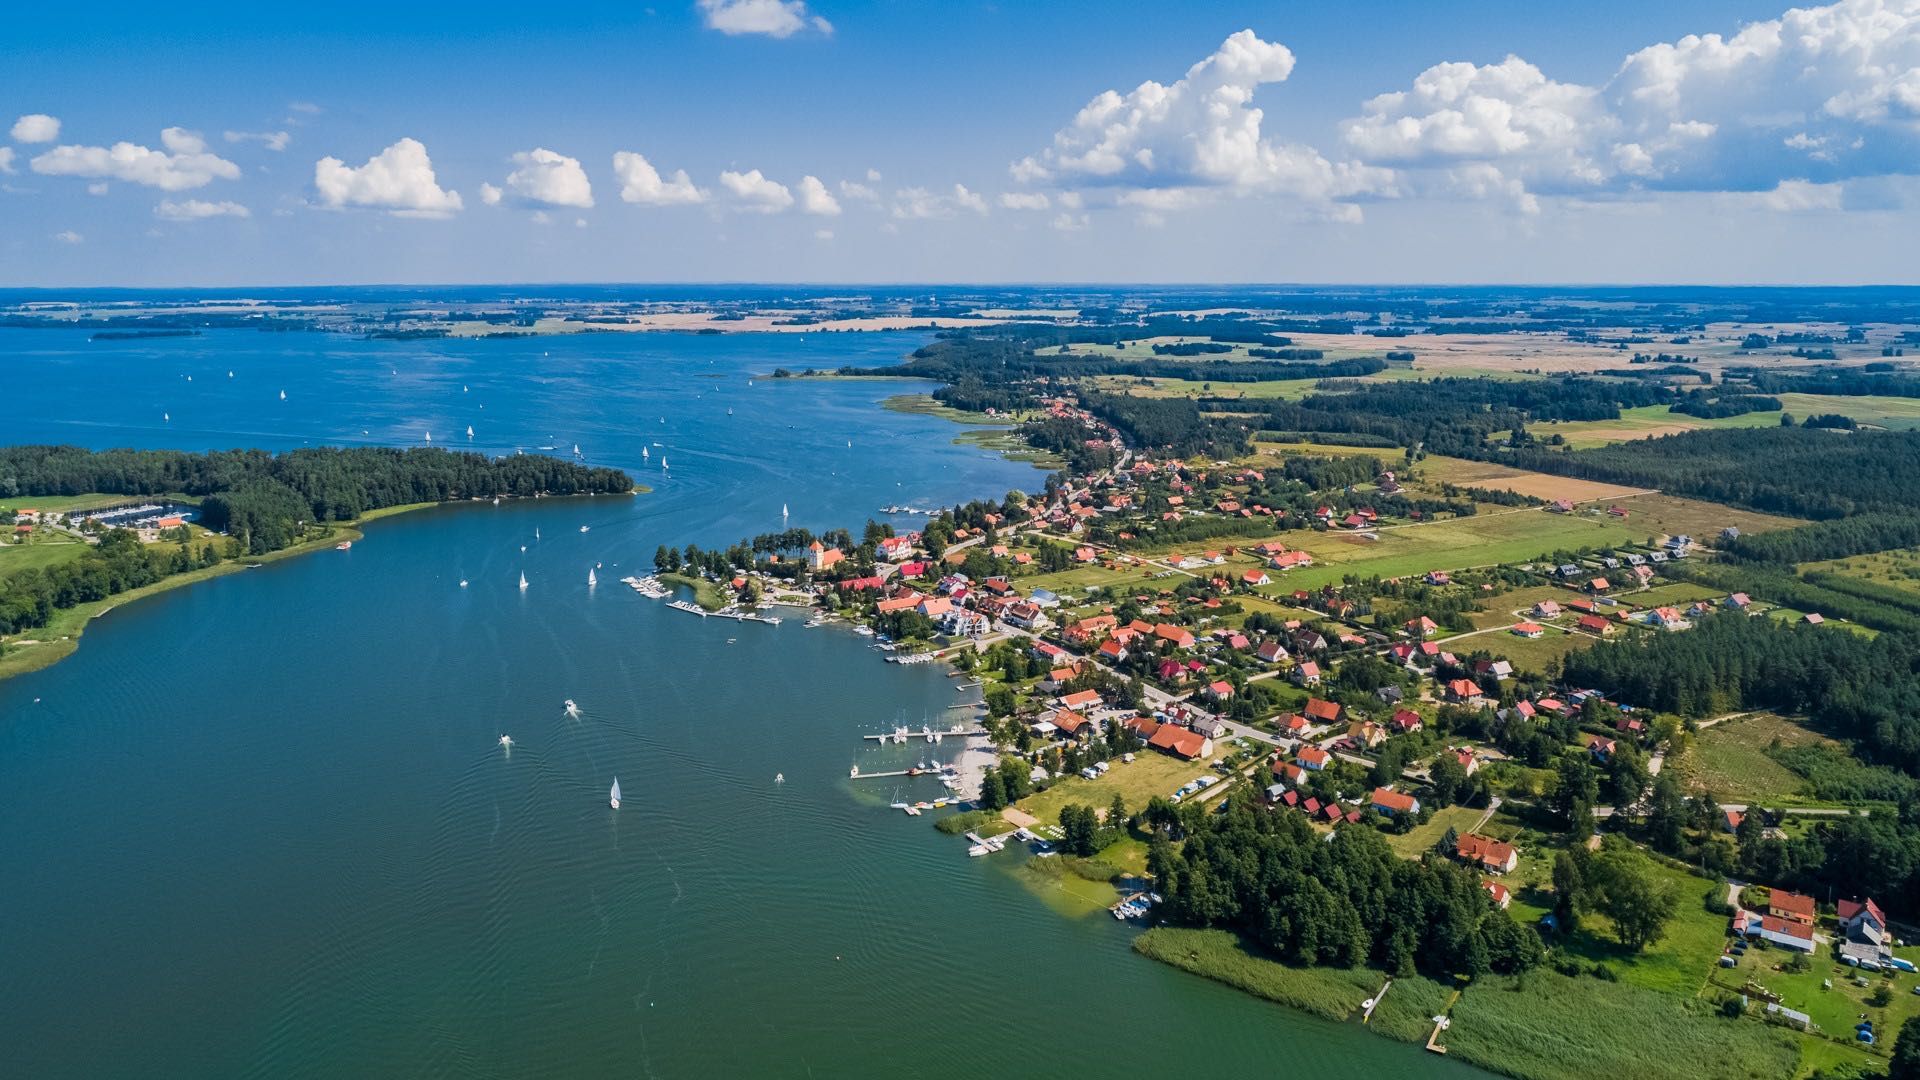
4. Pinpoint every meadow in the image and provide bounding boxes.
[1681,713,1832,804]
